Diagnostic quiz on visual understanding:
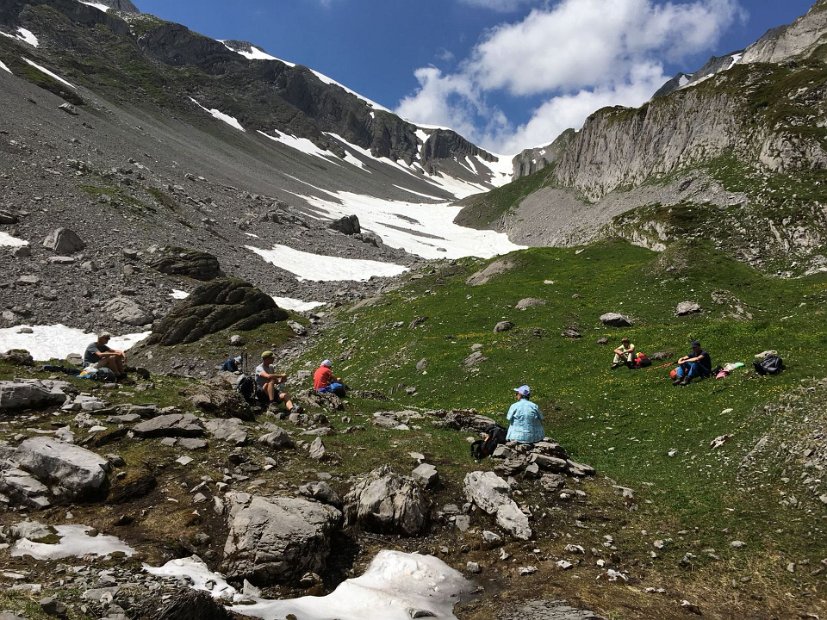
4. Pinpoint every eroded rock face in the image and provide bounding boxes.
[146,278,288,346]
[222,492,342,586]
[150,246,223,281]
[344,465,428,536]
[13,437,110,502]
